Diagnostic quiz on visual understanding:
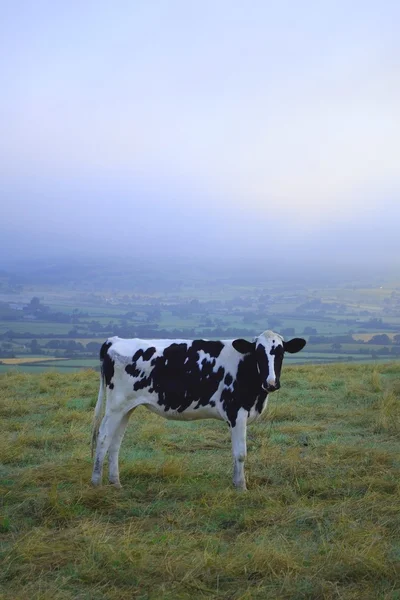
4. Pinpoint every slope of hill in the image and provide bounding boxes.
[1,363,400,599]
